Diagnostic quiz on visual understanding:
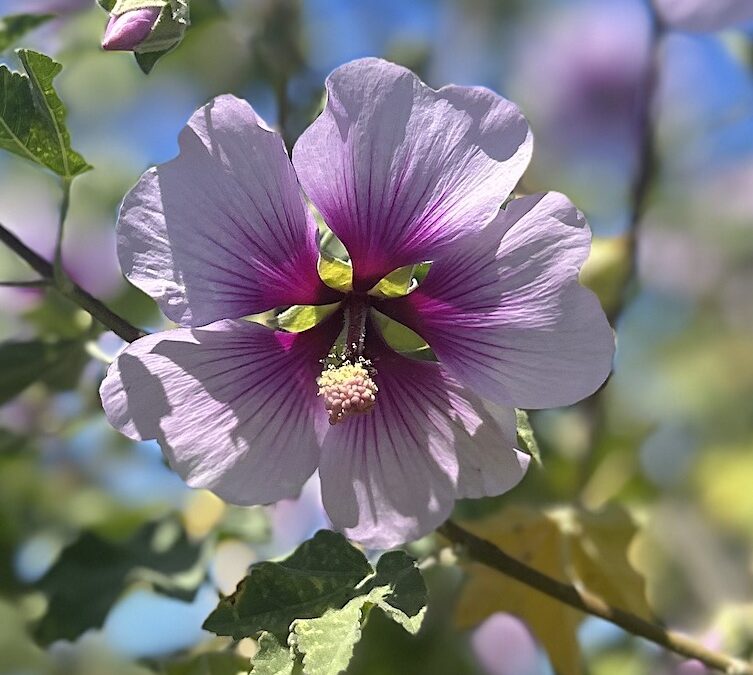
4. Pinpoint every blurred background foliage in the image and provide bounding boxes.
[0,0,752,673]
